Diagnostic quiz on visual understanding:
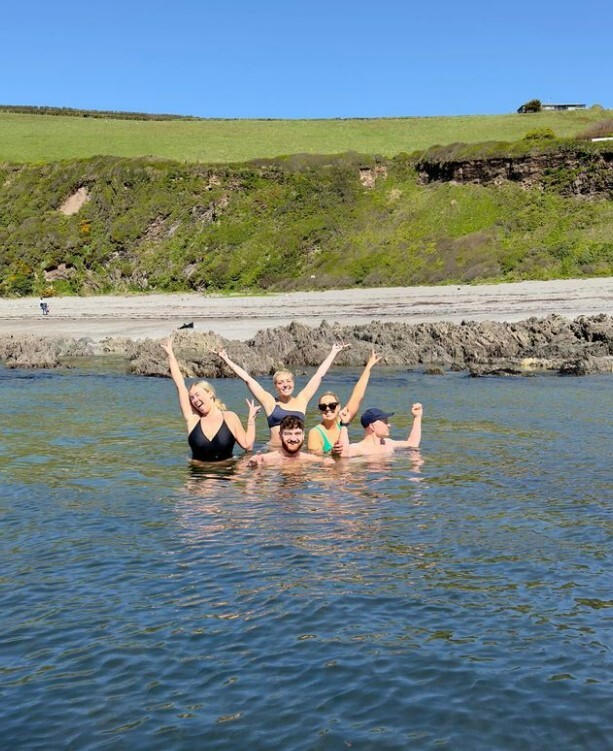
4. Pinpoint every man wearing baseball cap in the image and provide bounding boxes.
[335,403,423,457]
